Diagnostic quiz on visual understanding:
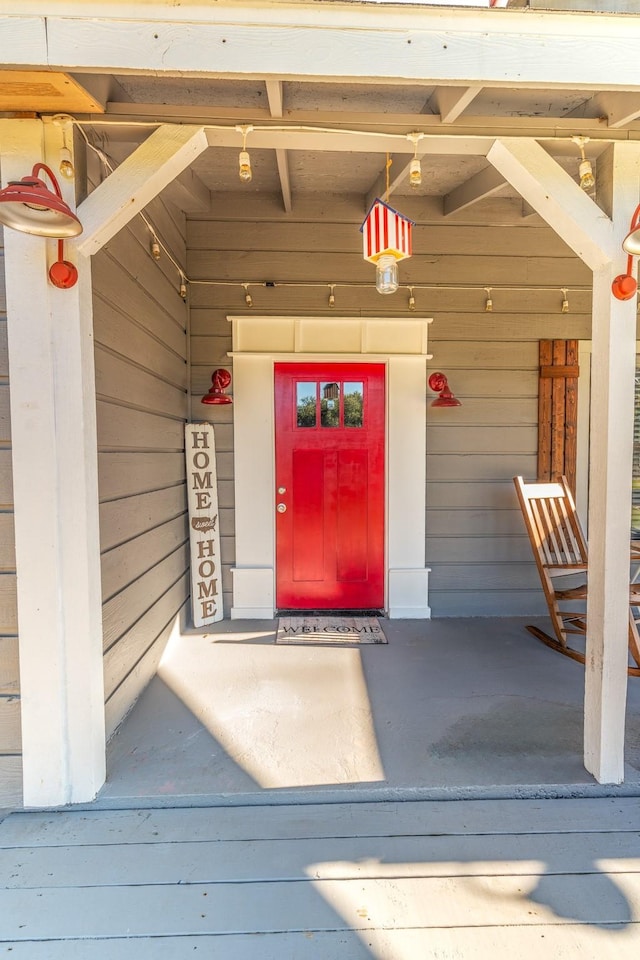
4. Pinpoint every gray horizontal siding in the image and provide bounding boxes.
[0,241,21,806]
[94,206,190,739]
[187,210,596,620]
